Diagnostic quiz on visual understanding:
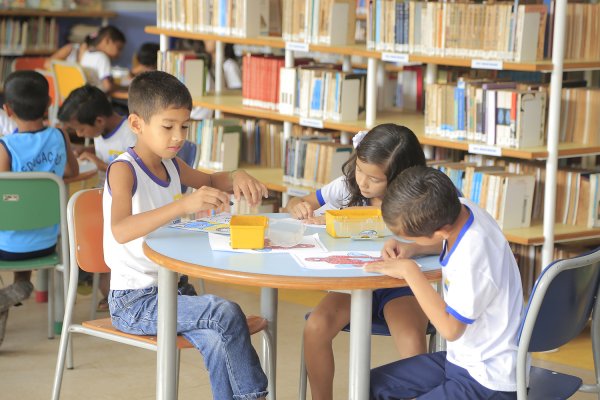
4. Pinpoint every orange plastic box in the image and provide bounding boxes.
[325,209,391,238]
[230,215,268,249]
